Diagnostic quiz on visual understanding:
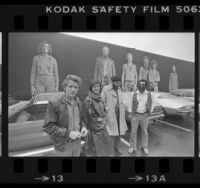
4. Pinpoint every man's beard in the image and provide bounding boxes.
[138,86,145,93]
[113,85,119,90]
